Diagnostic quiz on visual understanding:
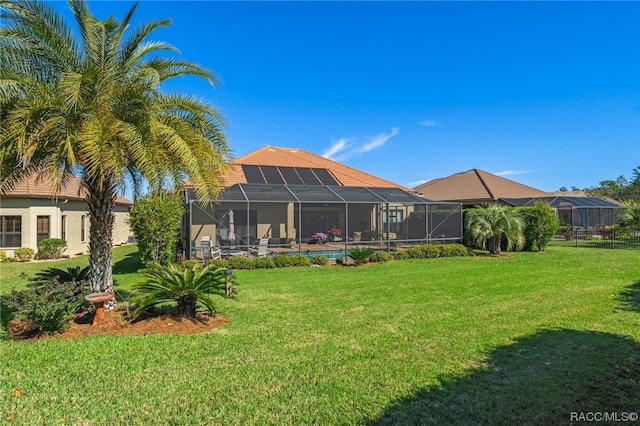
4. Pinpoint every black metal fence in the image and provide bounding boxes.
[548,227,640,250]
